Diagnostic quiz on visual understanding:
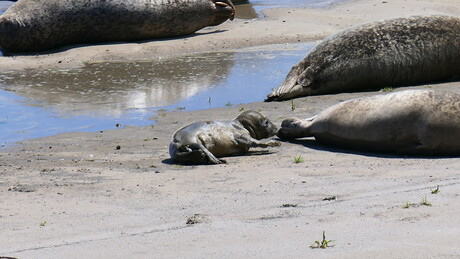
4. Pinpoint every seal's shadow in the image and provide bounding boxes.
[161,150,277,166]
[1,30,229,56]
[280,138,457,159]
